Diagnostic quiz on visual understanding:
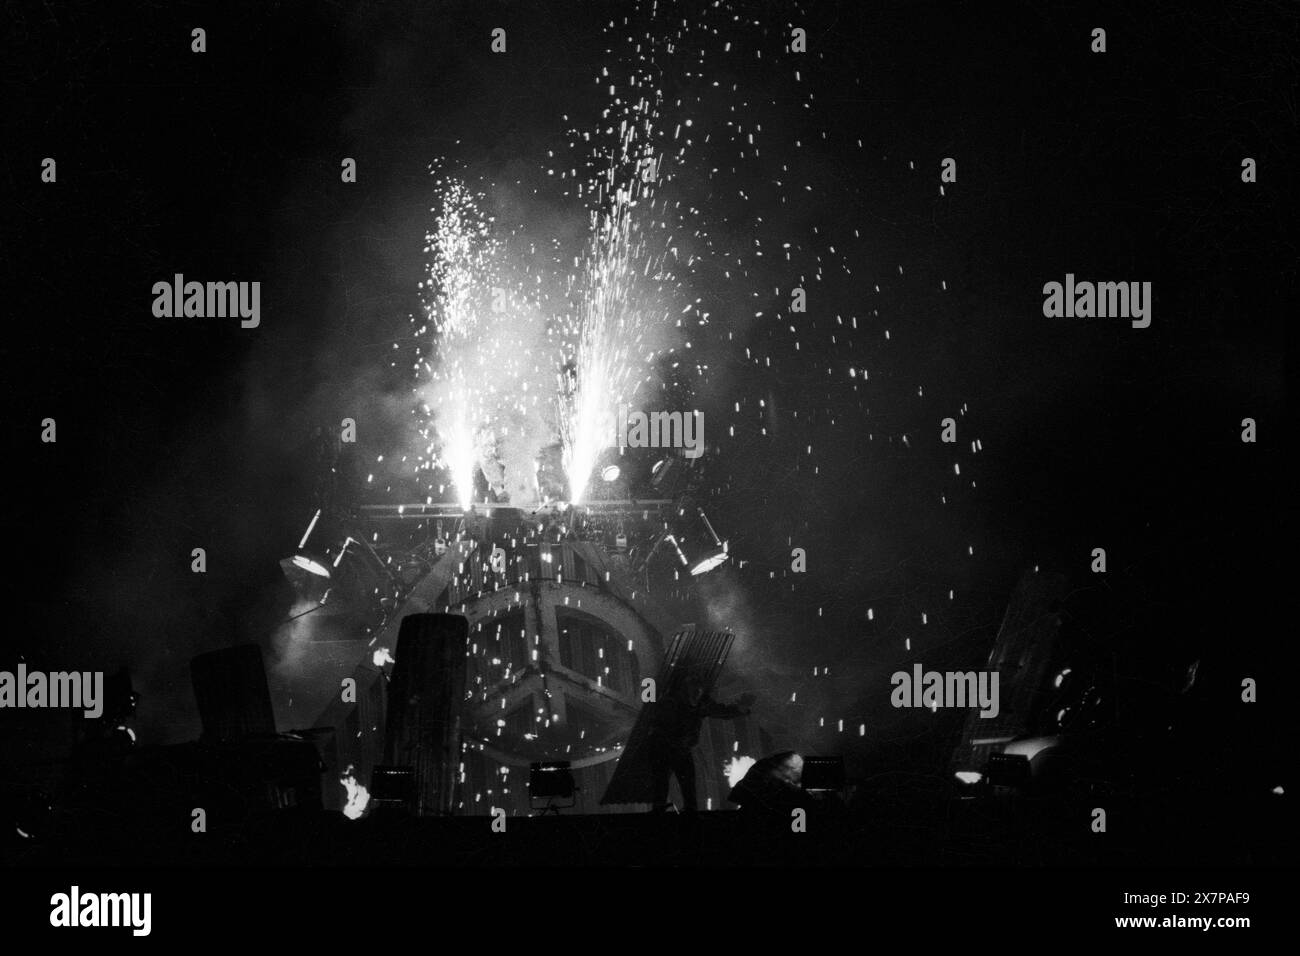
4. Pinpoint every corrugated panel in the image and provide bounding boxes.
[600,630,735,805]
[383,613,470,815]
[950,571,1067,774]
